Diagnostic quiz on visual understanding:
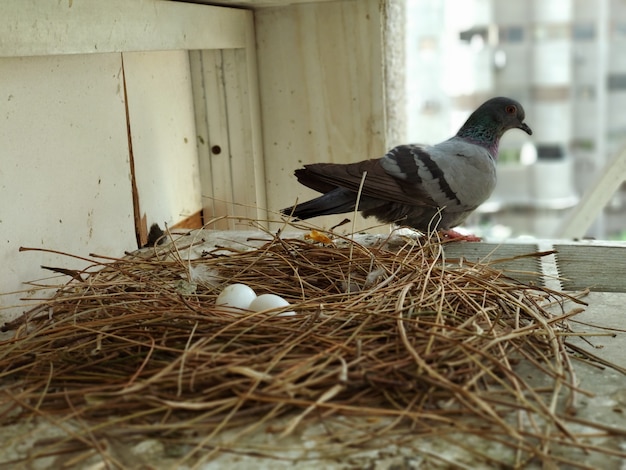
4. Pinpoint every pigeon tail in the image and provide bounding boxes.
[282,188,361,220]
